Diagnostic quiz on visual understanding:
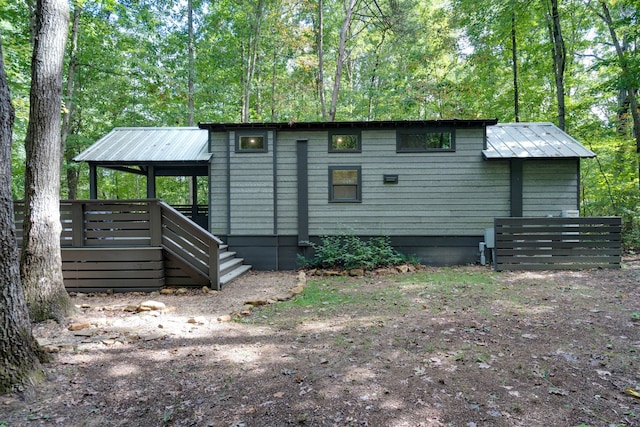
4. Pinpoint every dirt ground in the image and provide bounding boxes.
[1,262,640,427]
